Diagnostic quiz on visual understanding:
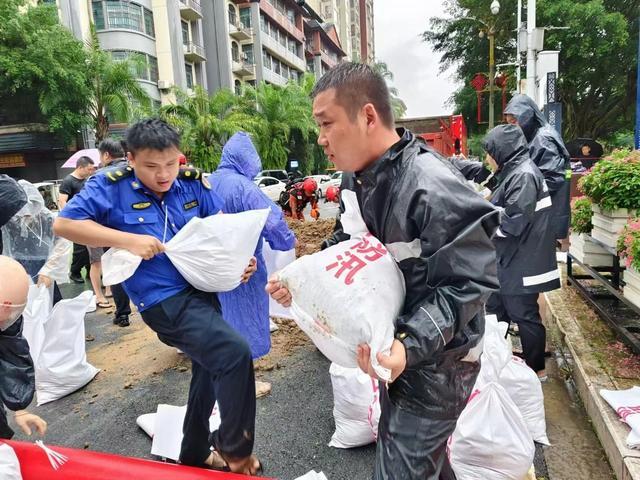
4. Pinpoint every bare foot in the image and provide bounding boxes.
[204,451,228,469]
[226,454,262,476]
